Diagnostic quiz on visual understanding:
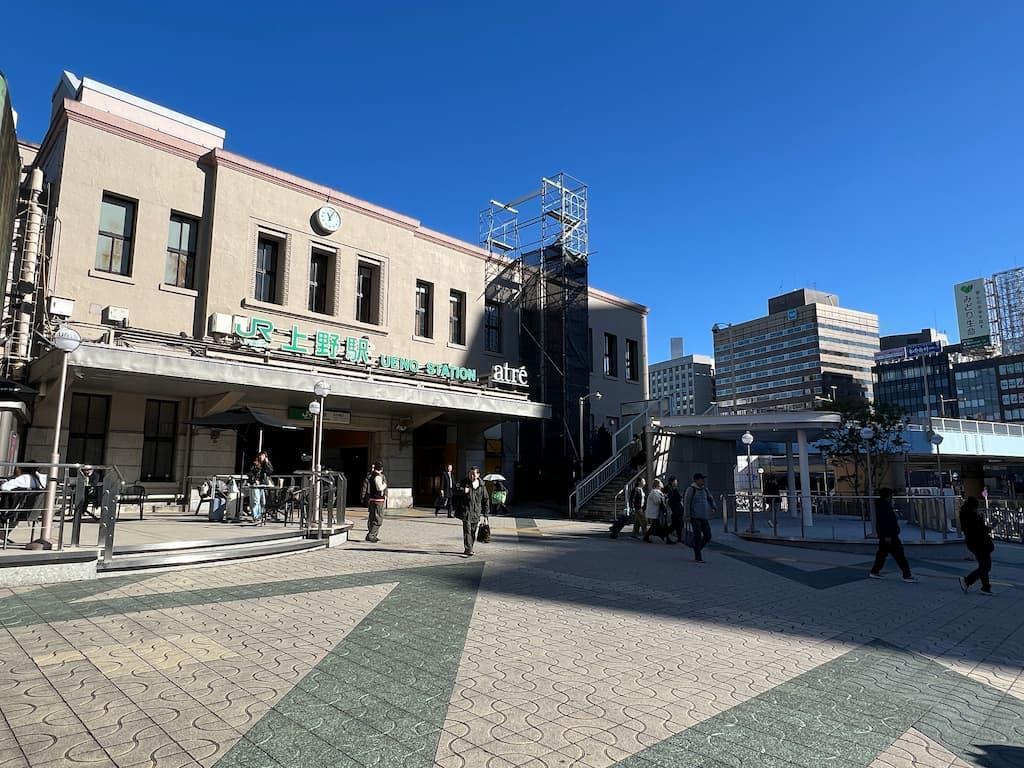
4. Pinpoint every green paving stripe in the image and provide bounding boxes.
[609,640,1024,768]
[716,542,872,590]
[212,561,483,768]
